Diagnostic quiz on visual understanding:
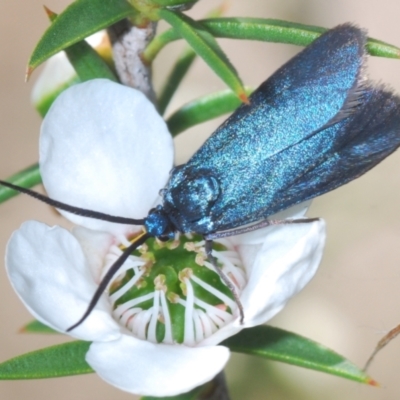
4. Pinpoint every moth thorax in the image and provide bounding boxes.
[170,174,220,222]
